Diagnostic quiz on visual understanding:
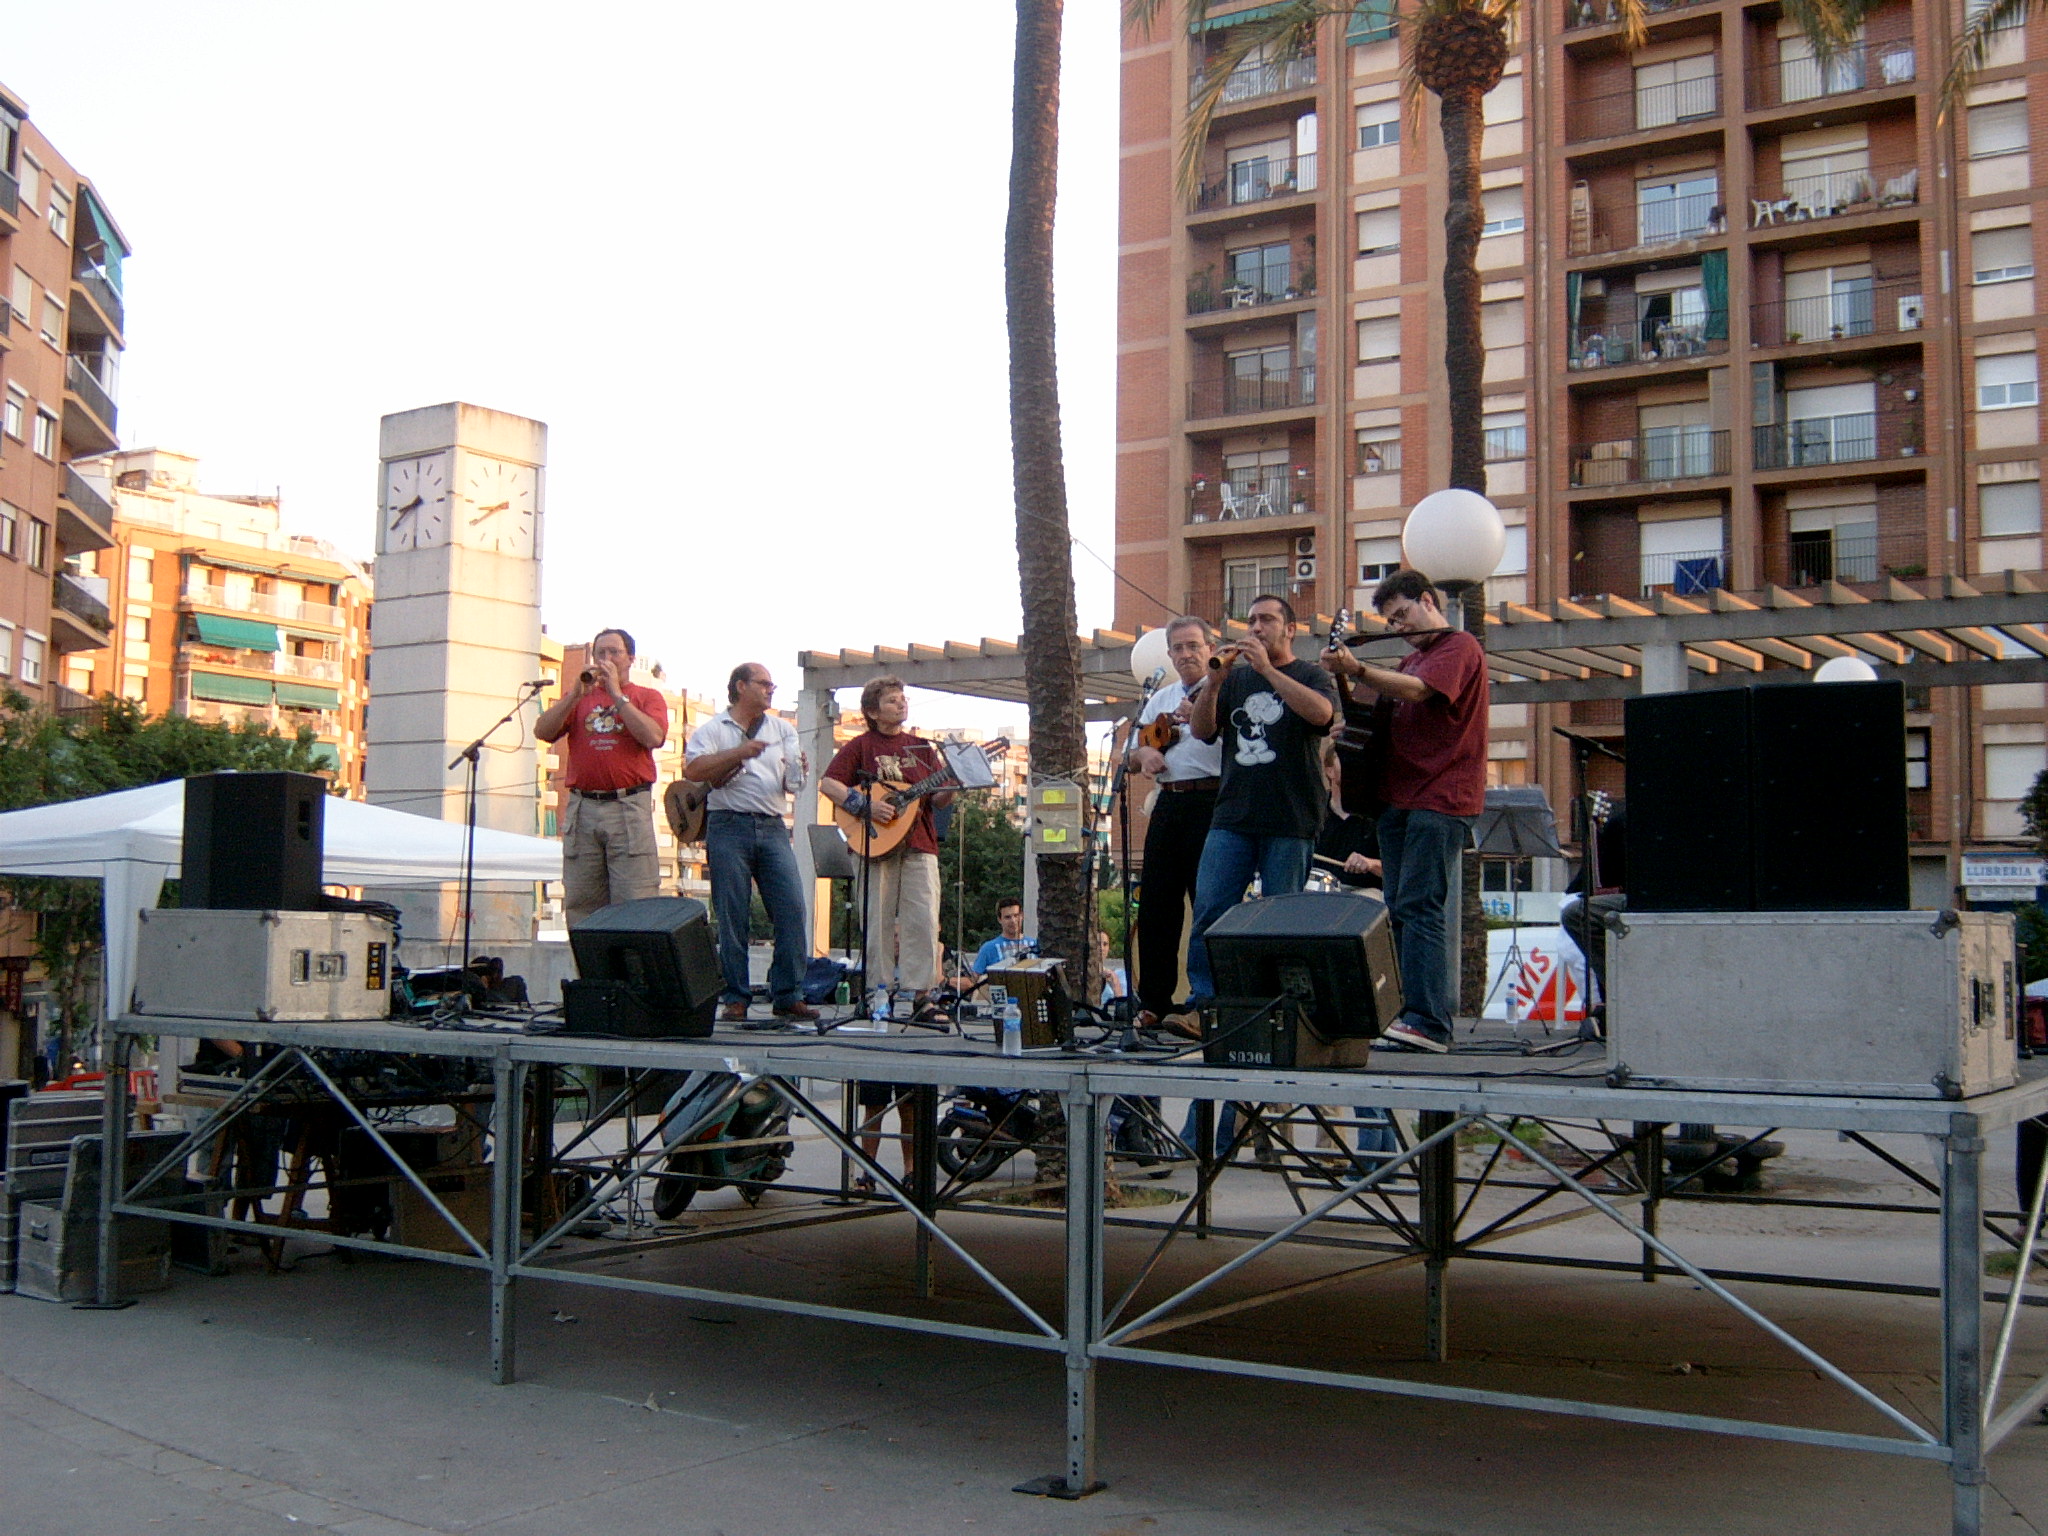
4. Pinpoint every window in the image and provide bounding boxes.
[1483,73,1524,126]
[0,501,14,557]
[31,409,57,458]
[1495,524,1529,576]
[1356,207,1401,256]
[1788,498,1879,581]
[1357,315,1401,363]
[123,612,149,644]
[1977,351,2040,410]
[1223,557,1292,621]
[1357,101,1400,149]
[1635,53,1717,128]
[1356,427,1402,474]
[1357,536,1402,584]
[1483,408,1527,460]
[1974,225,2034,284]
[25,518,48,570]
[1969,100,2029,160]
[1777,24,1865,100]
[19,632,44,685]
[128,551,153,590]
[1637,174,1719,244]
[1981,480,2042,536]
[1906,728,1931,791]
[18,155,39,211]
[9,266,30,318]
[0,623,11,676]
[39,292,62,346]
[1784,263,1874,338]
[48,185,69,241]
[1224,344,1299,410]
[1226,241,1295,301]
[2,390,21,440]
[1641,515,1725,592]
[1986,743,2048,802]
[1222,448,1291,511]
[1481,185,1525,236]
